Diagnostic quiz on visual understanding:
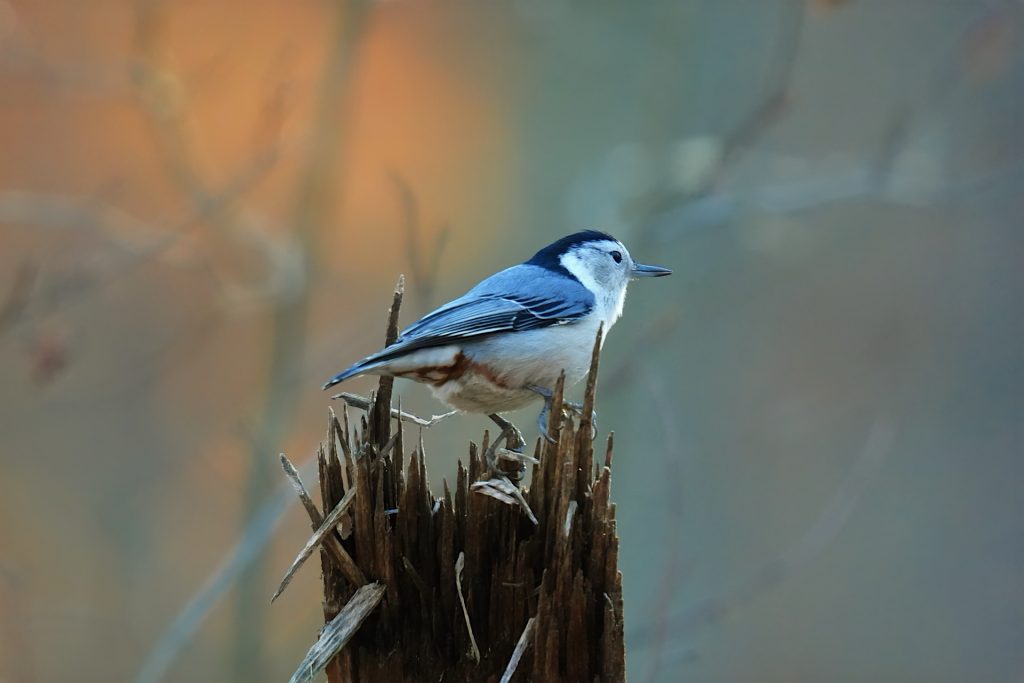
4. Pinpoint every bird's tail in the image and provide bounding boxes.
[322,365,362,391]
[322,353,393,391]
[323,341,420,391]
